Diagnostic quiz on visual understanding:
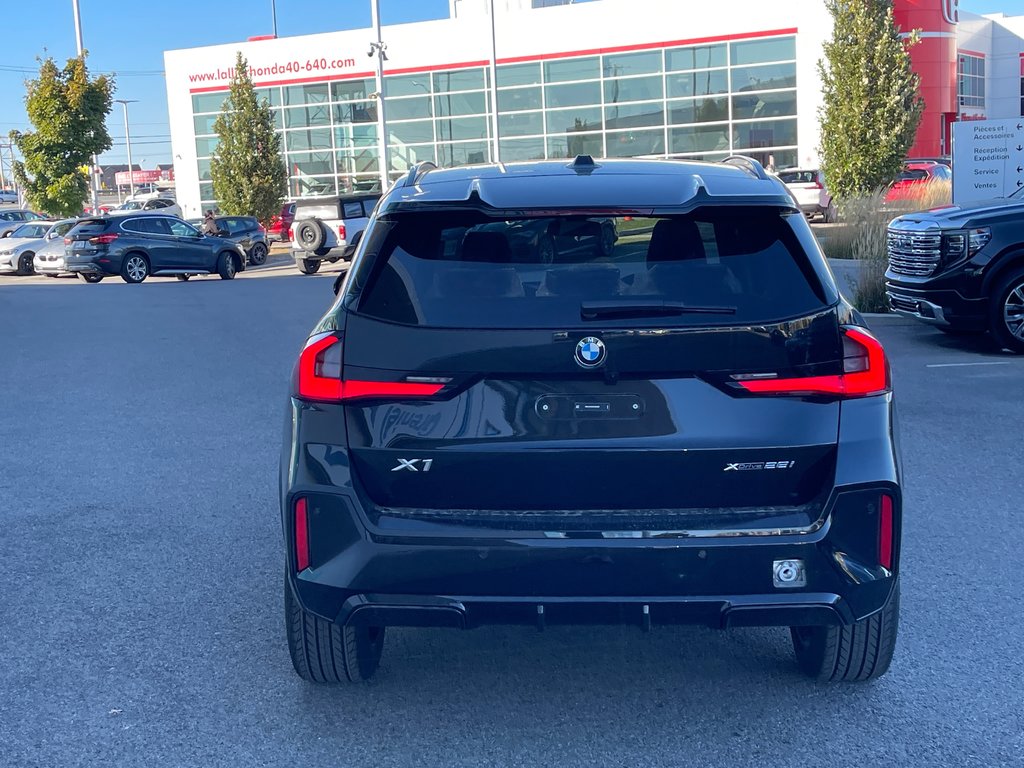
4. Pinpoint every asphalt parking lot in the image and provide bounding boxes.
[1,271,1022,767]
